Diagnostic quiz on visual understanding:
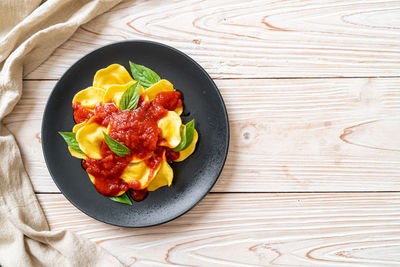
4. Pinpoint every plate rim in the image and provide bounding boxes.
[41,40,230,228]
